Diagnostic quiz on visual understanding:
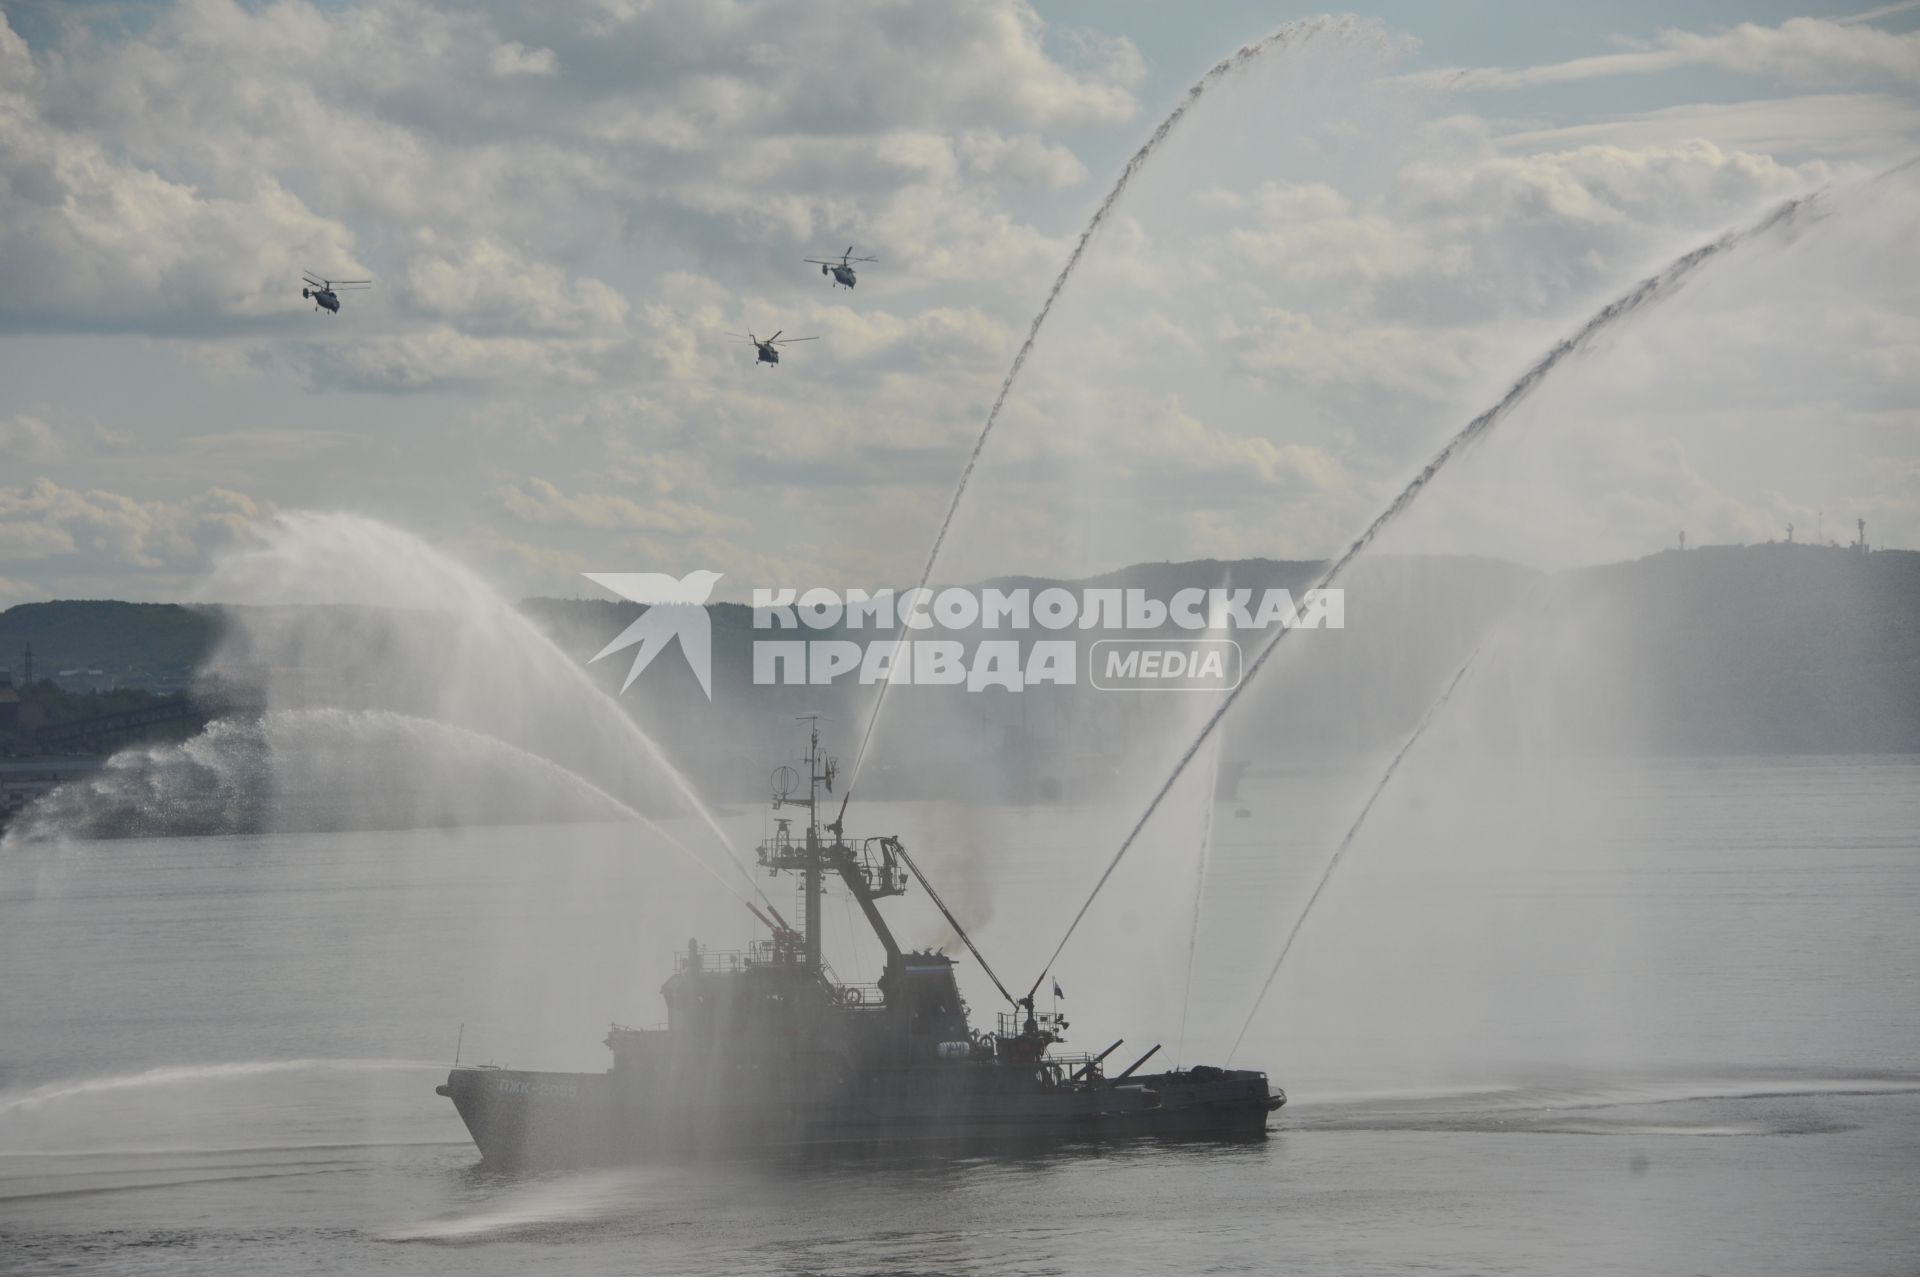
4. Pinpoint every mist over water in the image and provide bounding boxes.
[0,1059,437,1122]
[1227,618,1507,1060]
[380,1168,667,1244]
[1173,736,1223,1068]
[1196,160,1920,1067]
[1030,186,1826,993]
[5,761,1917,1273]
[191,512,760,894]
[4,709,637,842]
